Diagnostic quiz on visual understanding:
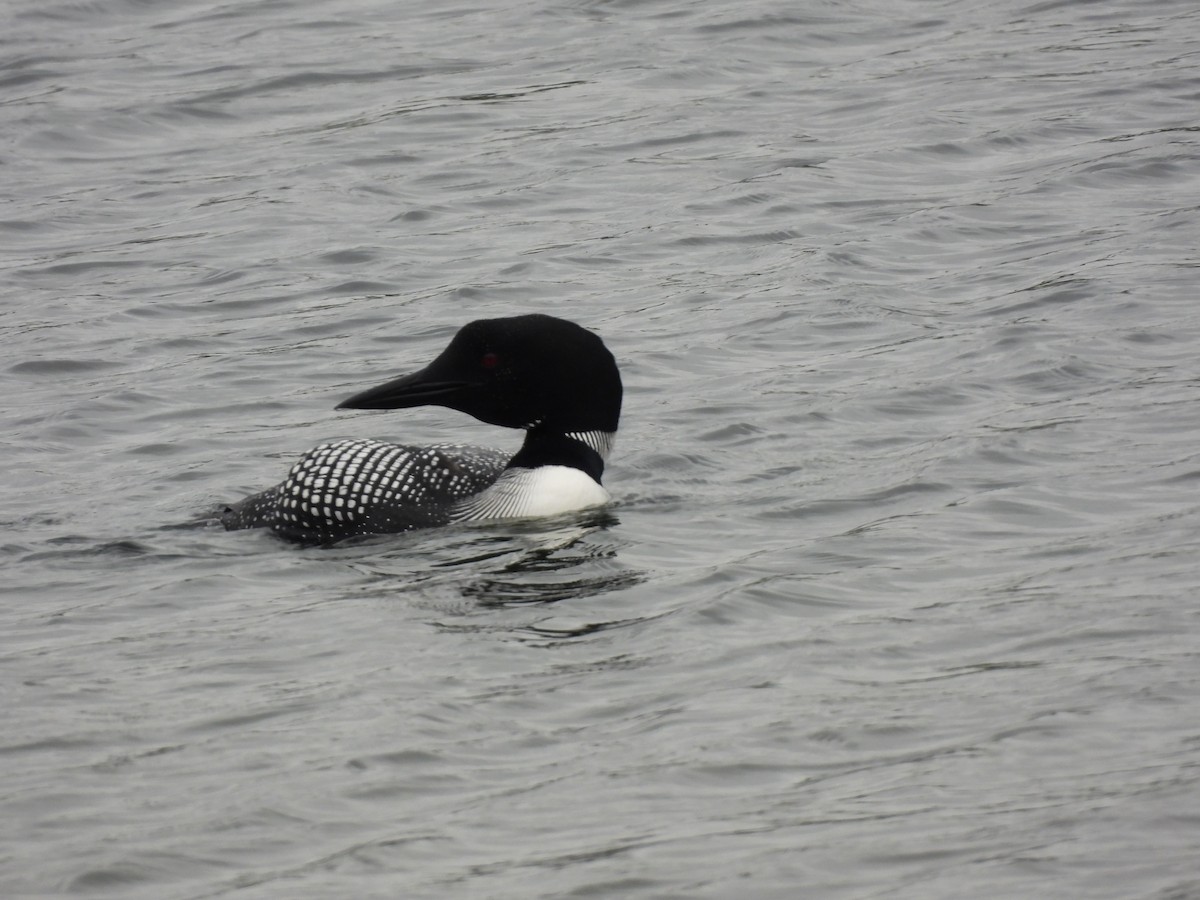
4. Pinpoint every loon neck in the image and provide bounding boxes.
[564,429,616,462]
[506,427,615,484]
